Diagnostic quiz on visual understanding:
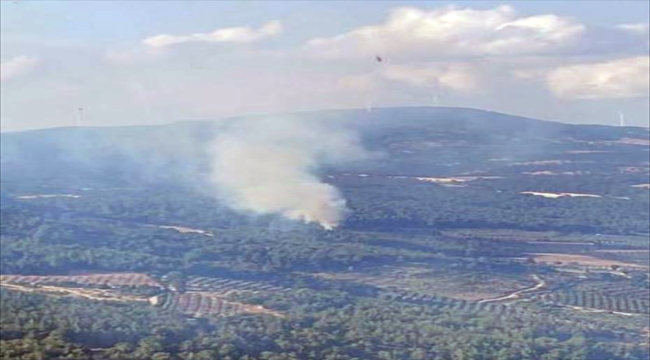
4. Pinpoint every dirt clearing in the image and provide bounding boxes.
[530,253,648,269]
